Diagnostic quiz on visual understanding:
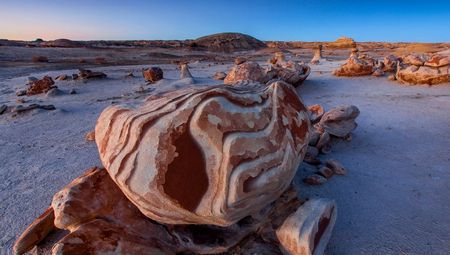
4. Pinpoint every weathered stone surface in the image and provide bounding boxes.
[317,166,334,179]
[303,174,327,185]
[396,61,449,85]
[403,54,428,66]
[315,131,330,151]
[333,52,374,77]
[95,81,310,226]
[308,104,324,123]
[85,131,95,141]
[31,55,49,63]
[319,105,360,138]
[276,199,337,255]
[12,104,56,113]
[15,167,306,255]
[26,76,56,95]
[78,69,107,80]
[383,55,401,72]
[234,57,247,65]
[45,88,63,97]
[224,61,267,84]
[328,36,356,49]
[55,74,68,81]
[142,67,163,83]
[424,55,450,68]
[213,71,227,80]
[326,159,347,175]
